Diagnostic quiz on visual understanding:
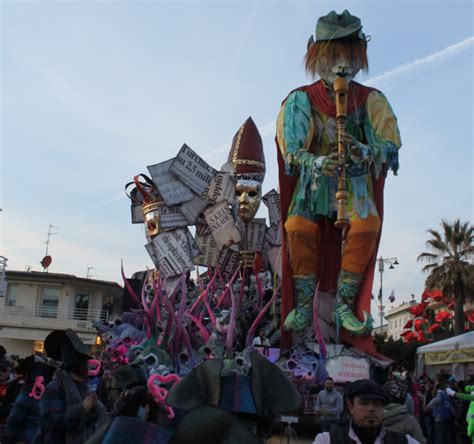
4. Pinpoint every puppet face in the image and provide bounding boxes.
[316,52,360,85]
[236,179,262,223]
[144,209,160,239]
